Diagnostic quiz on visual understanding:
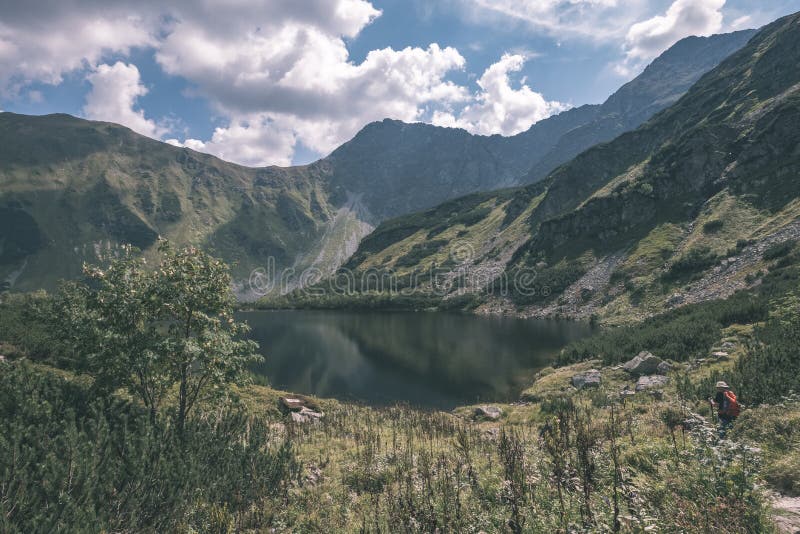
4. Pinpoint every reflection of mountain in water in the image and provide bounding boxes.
[242,310,594,409]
